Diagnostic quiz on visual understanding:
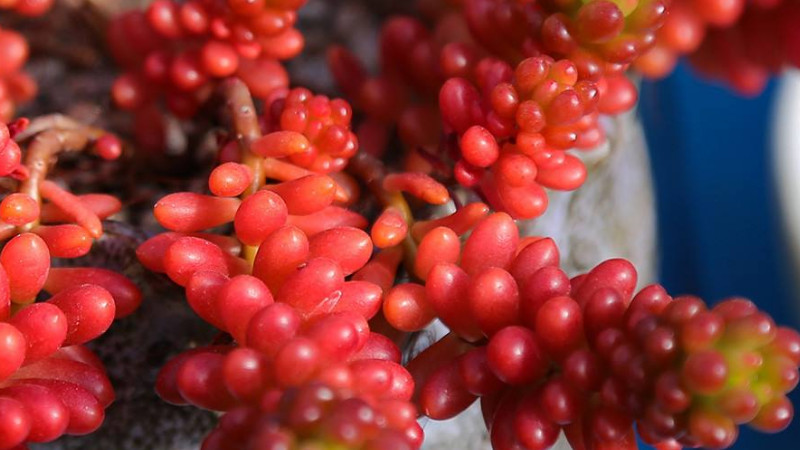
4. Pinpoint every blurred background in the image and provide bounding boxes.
[640,63,800,448]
